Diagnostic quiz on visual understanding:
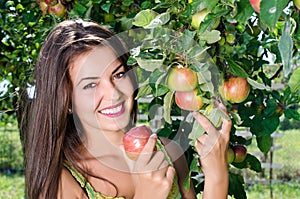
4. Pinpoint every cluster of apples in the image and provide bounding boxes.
[227,144,248,164]
[166,65,204,111]
[38,0,67,18]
